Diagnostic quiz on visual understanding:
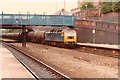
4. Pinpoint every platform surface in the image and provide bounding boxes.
[77,43,119,50]
[0,44,34,79]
